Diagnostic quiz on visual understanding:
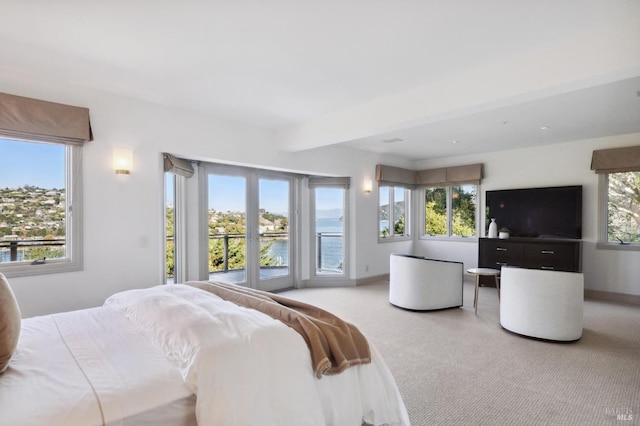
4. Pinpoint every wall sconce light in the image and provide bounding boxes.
[113,149,133,175]
[363,179,373,194]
